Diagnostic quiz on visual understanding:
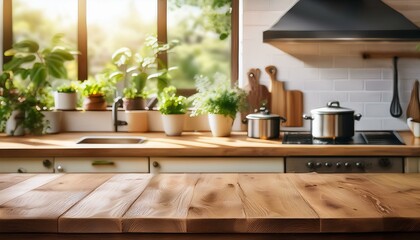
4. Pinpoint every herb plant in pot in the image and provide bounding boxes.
[191,74,247,137]
[158,86,189,136]
[1,35,76,135]
[54,83,78,110]
[81,74,114,111]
